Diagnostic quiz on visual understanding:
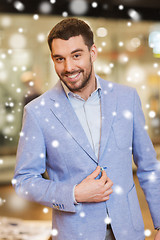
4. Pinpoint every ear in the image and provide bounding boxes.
[90,44,97,63]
